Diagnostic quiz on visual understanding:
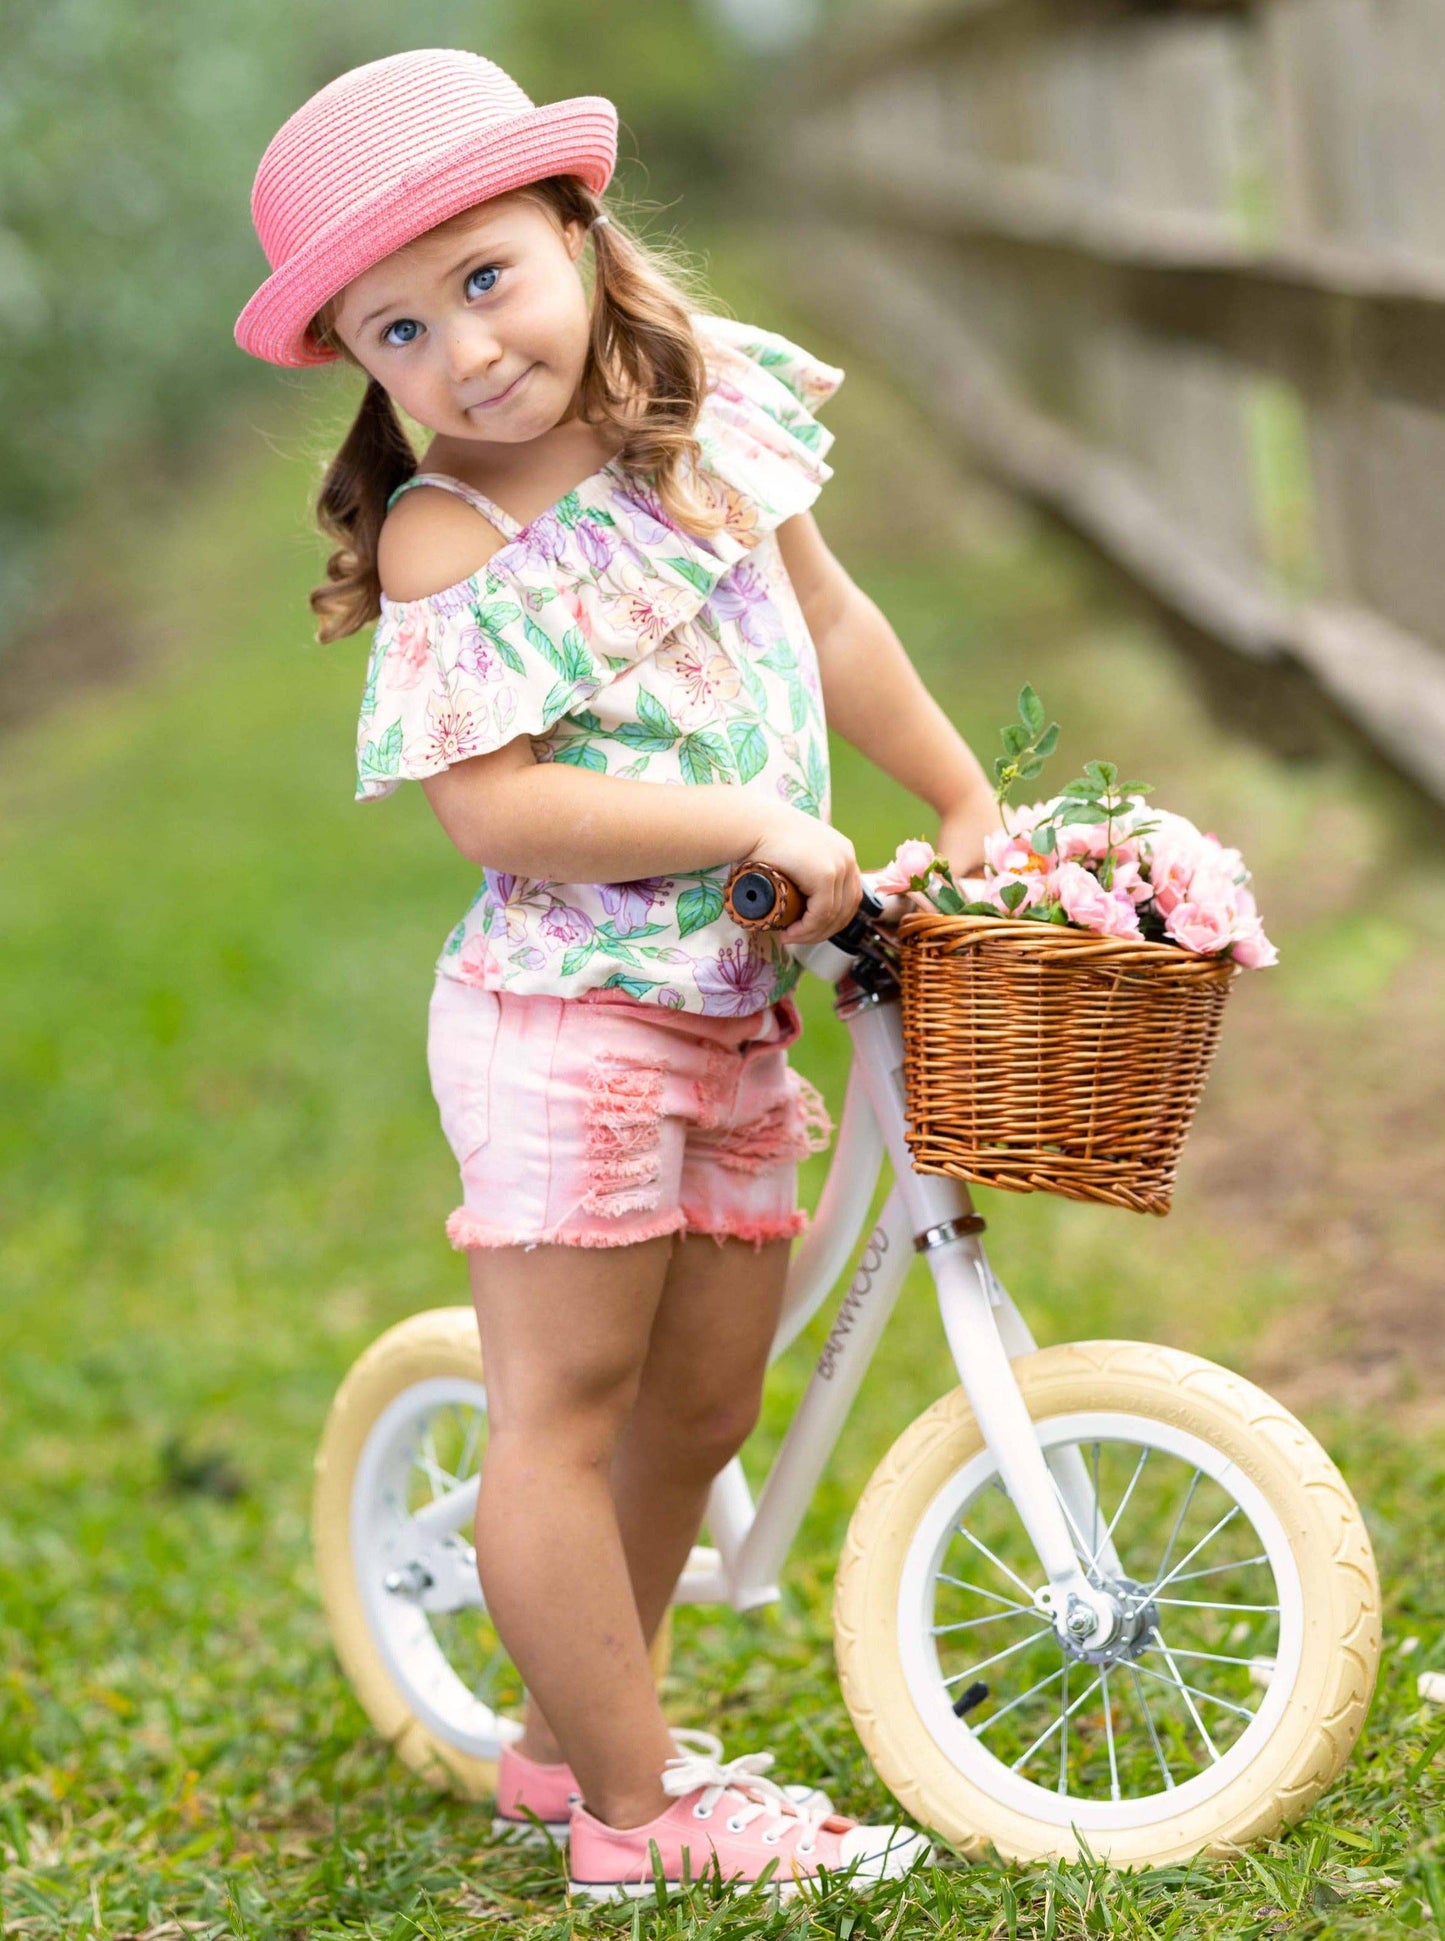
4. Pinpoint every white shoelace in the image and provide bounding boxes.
[660,1748,831,1857]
